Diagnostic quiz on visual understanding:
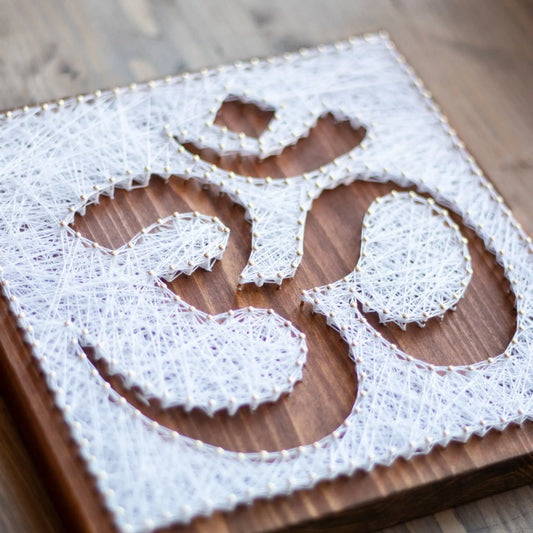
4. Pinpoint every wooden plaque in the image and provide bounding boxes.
[0,63,532,533]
